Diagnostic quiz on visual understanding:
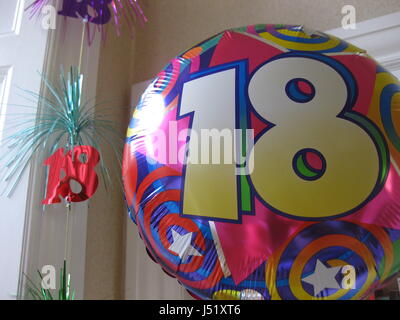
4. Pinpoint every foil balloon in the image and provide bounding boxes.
[123,24,400,300]
[43,146,100,204]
